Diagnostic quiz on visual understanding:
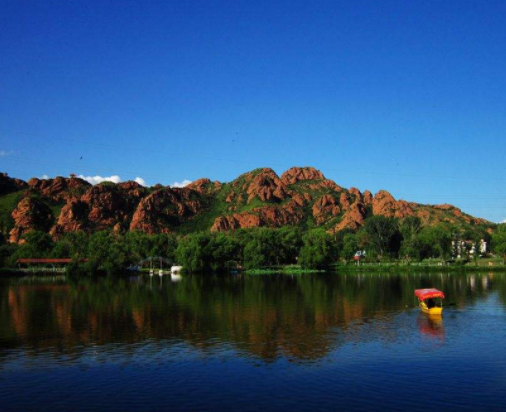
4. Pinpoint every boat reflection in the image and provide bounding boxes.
[417,315,445,341]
